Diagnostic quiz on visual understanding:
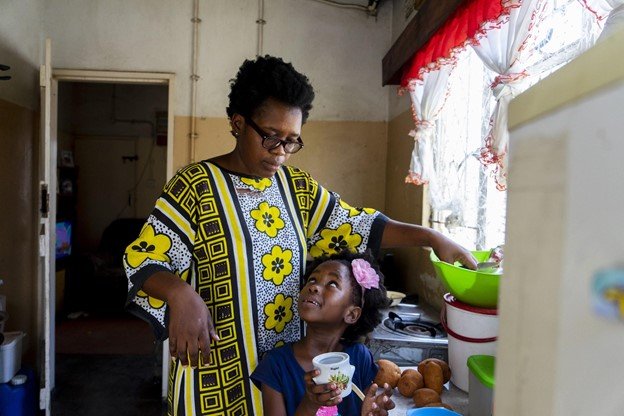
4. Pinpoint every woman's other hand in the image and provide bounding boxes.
[168,283,219,367]
[298,369,342,413]
[141,271,219,368]
[429,230,477,270]
[362,383,395,416]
